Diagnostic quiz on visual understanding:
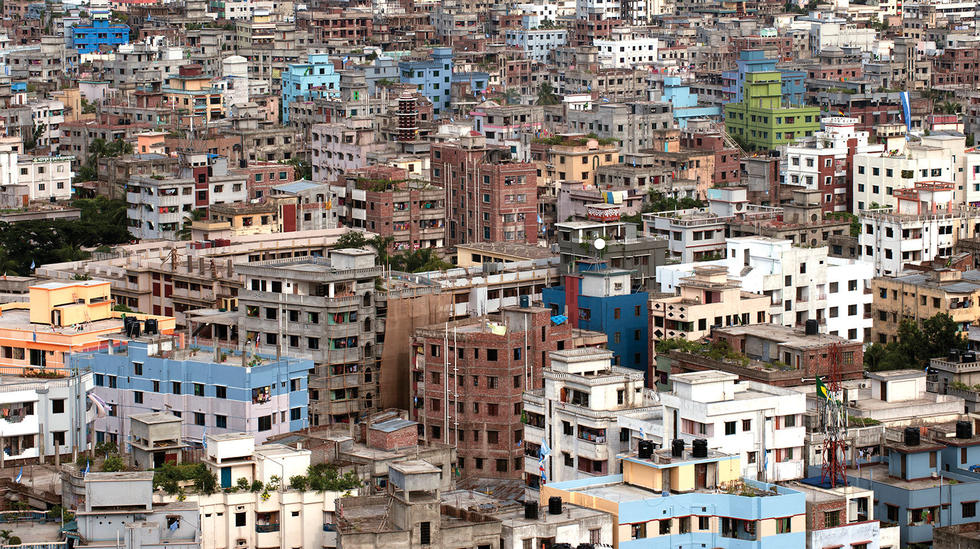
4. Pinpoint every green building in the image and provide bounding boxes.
[724,71,821,151]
